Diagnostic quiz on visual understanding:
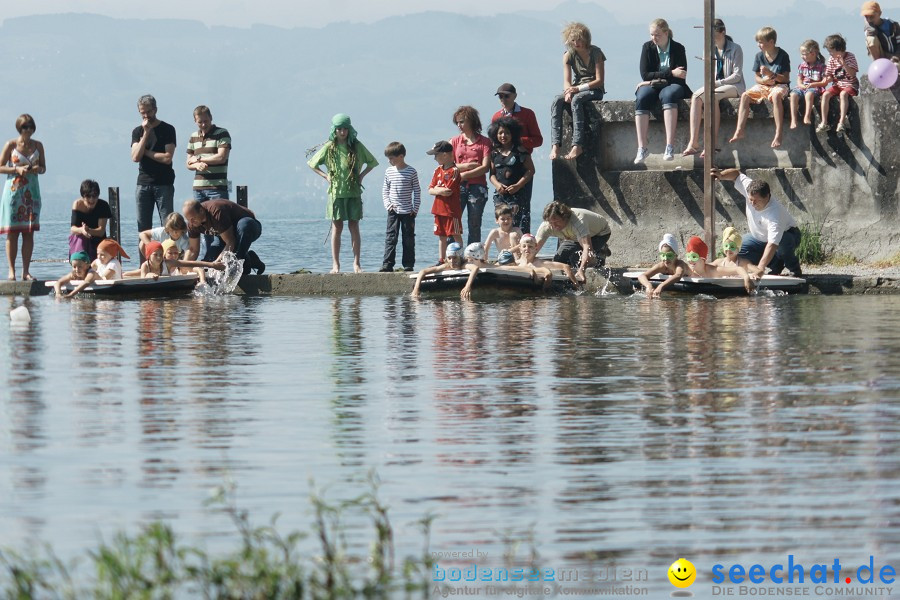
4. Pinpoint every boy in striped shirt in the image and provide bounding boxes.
[380,142,421,272]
